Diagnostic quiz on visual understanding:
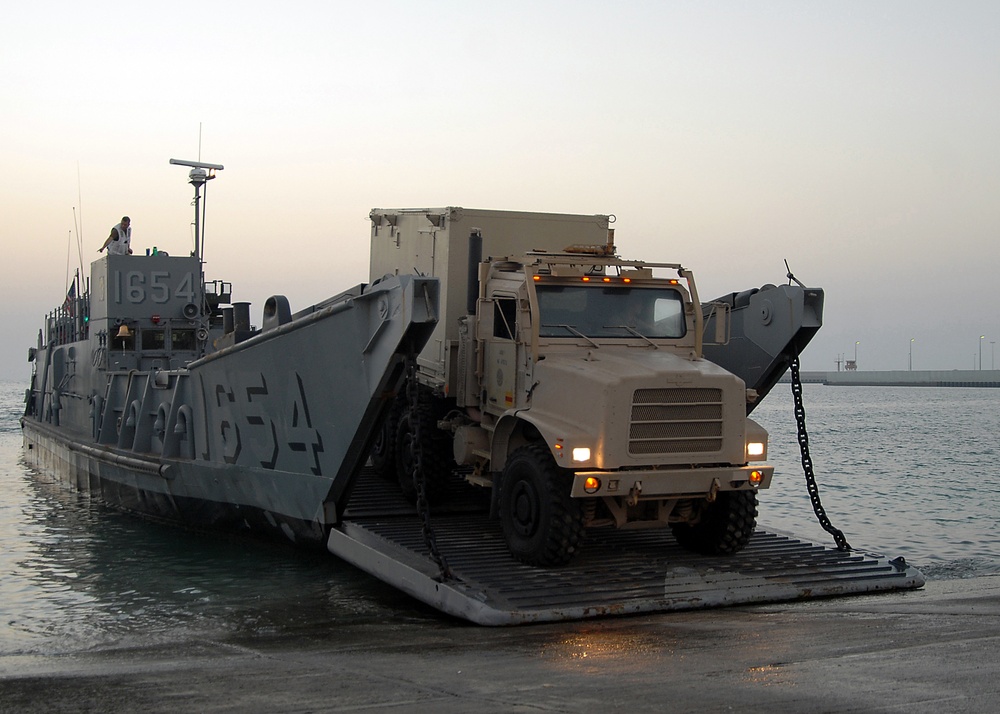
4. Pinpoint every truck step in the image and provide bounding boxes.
[330,474,925,626]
